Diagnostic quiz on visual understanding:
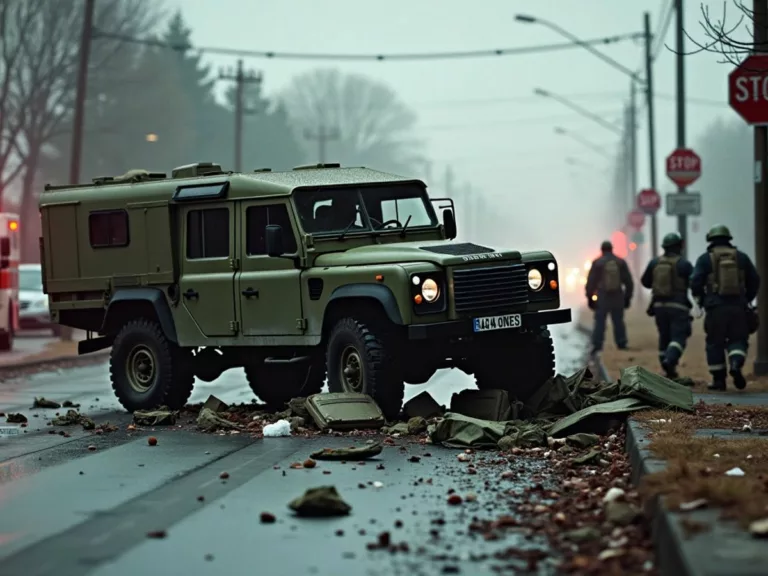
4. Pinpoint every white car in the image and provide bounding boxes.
[19,263,60,336]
